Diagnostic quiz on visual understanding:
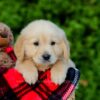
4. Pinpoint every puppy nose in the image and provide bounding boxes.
[42,54,51,60]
